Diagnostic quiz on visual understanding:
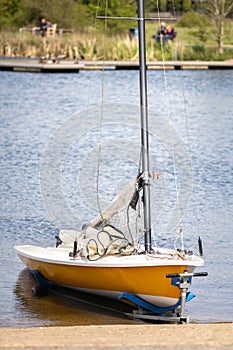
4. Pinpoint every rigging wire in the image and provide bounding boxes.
[170,0,200,246]
[155,0,184,250]
[72,0,102,242]
[177,39,201,243]
[96,0,109,222]
[95,1,143,247]
[84,0,102,119]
